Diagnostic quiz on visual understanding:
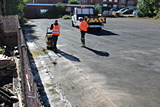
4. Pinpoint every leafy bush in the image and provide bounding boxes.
[137,0,159,17]
[5,0,28,24]
[68,0,80,4]
[94,4,102,15]
[154,10,160,19]
[0,49,5,54]
[62,15,72,19]
[46,3,68,18]
[56,3,68,17]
